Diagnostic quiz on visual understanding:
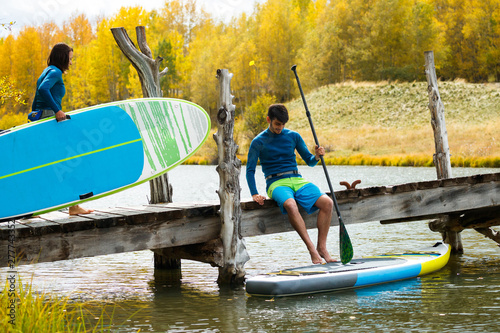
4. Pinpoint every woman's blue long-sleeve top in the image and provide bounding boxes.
[31,65,65,113]
[246,128,318,196]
